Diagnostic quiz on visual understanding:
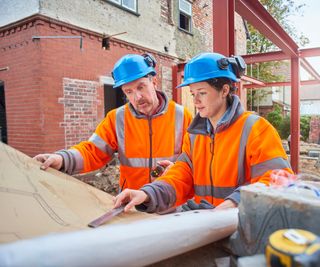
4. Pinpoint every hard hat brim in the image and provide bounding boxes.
[176,75,239,88]
[113,69,156,88]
